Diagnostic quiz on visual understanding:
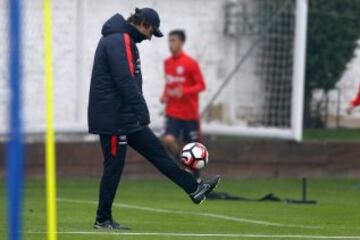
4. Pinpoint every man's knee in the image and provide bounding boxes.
[161,134,177,146]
